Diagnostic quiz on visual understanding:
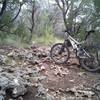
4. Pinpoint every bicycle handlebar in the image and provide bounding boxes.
[63,29,95,44]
